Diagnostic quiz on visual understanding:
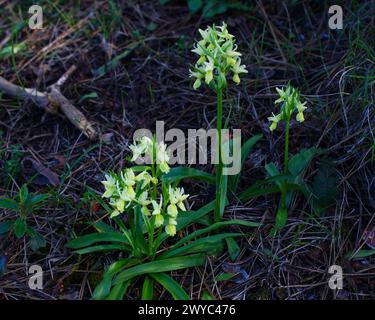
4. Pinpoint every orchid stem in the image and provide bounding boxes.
[214,87,223,223]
